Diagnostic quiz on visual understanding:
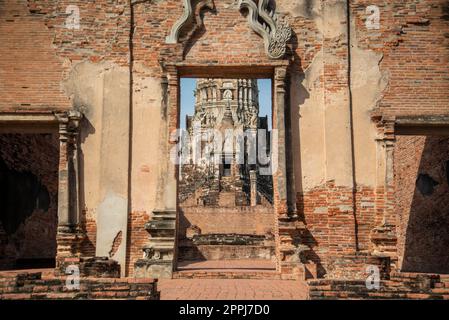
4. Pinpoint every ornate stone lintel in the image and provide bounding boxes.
[165,0,215,44]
